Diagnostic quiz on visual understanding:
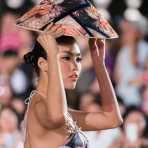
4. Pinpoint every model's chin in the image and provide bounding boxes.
[64,81,77,90]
